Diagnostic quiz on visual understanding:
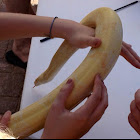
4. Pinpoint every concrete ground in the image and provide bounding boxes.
[0,3,26,115]
[0,40,25,115]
